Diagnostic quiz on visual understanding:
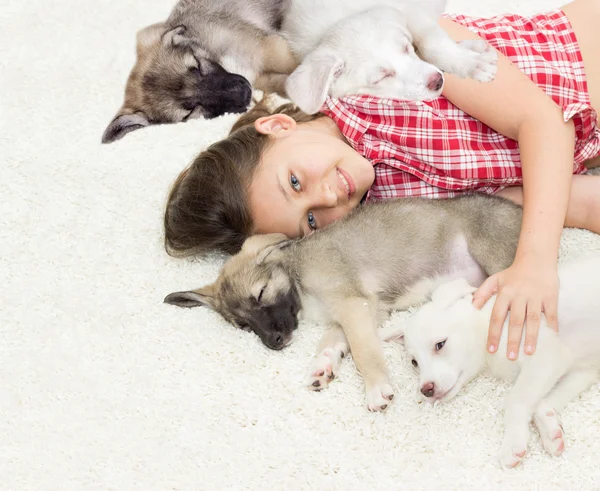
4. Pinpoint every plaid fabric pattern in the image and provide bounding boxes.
[321,9,600,201]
